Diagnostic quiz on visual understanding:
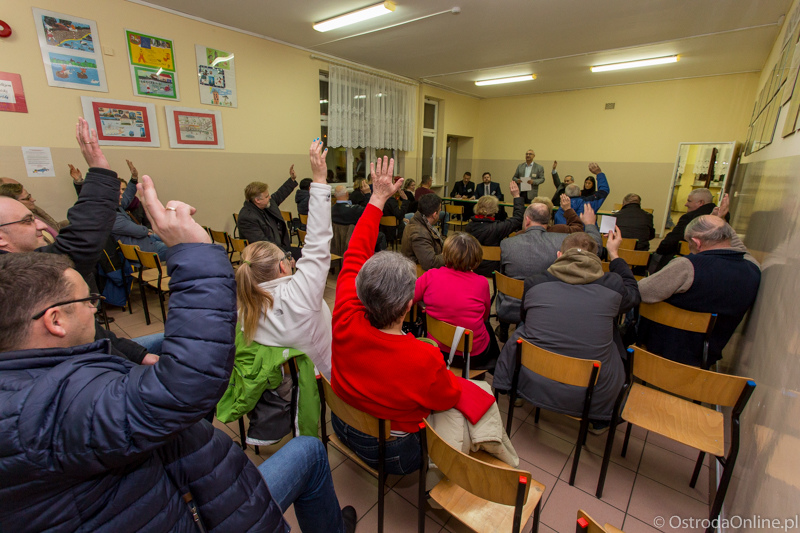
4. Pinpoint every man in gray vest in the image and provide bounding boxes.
[512,149,545,201]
